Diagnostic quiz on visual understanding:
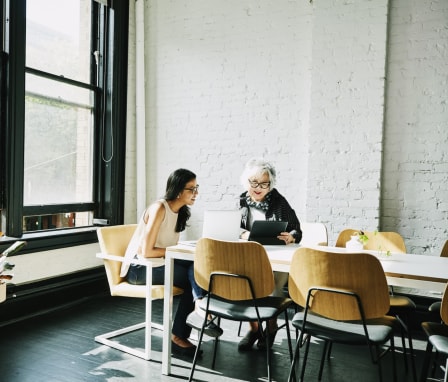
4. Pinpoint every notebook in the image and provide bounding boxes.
[248,220,288,245]
[201,210,241,241]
